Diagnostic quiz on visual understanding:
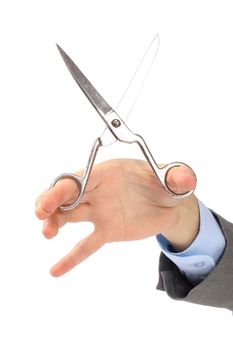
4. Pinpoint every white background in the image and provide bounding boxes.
[0,0,233,349]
